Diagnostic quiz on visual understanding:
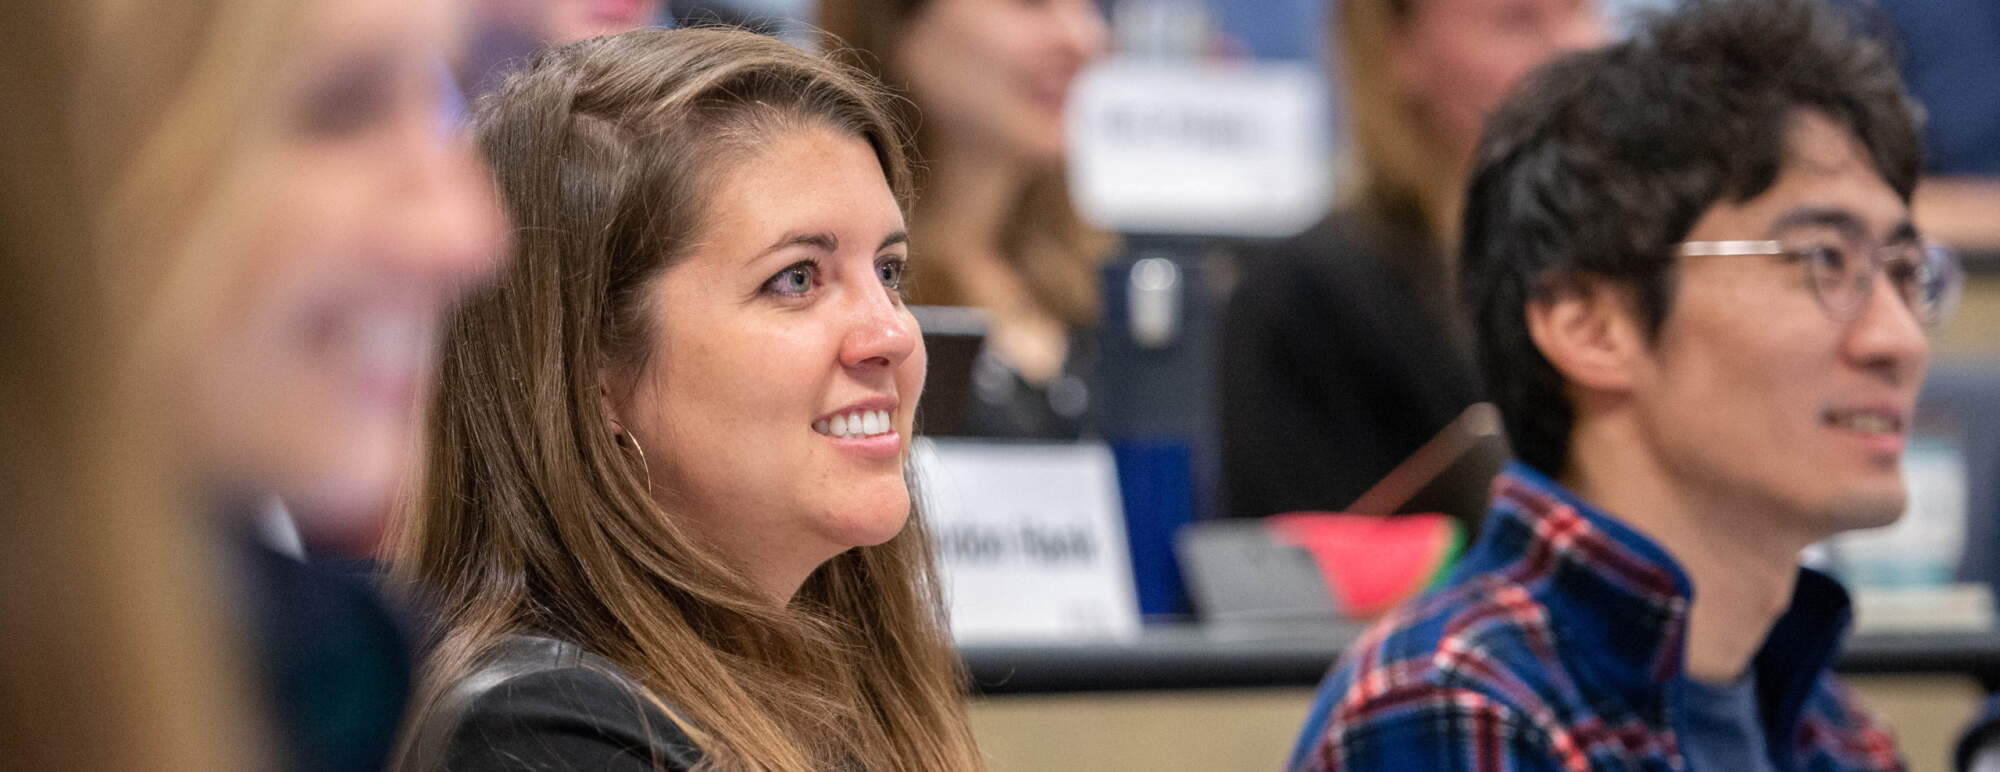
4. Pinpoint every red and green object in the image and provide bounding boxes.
[1265,513,1464,619]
